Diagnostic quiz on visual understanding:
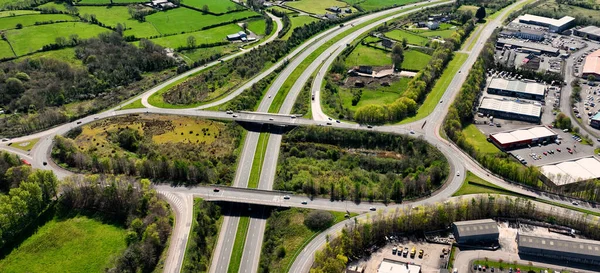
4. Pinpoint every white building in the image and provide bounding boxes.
[378,259,421,273]
[517,14,575,32]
